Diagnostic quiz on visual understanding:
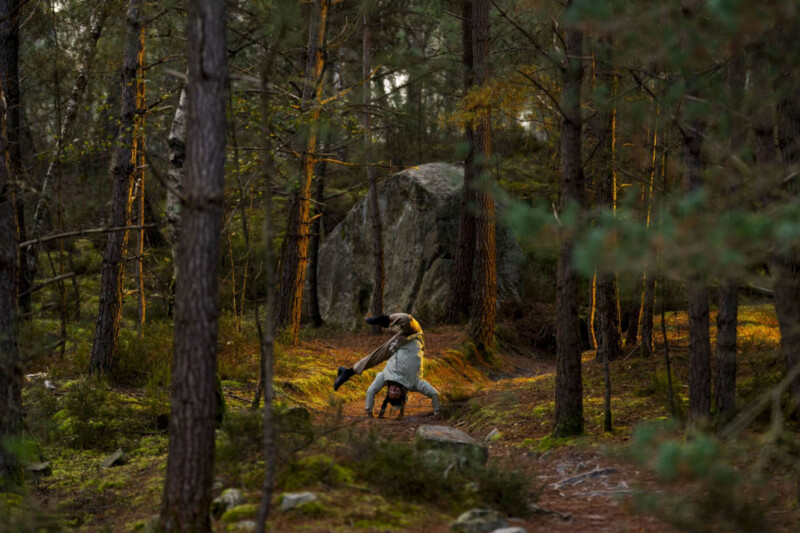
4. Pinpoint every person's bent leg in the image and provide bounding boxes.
[352,333,399,374]
[333,331,400,392]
